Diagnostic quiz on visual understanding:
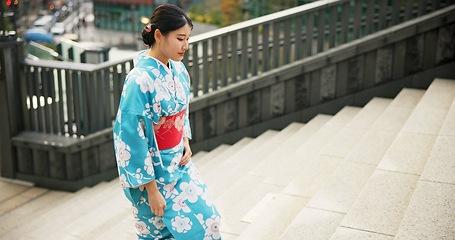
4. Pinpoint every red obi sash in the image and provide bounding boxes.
[153,110,185,150]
